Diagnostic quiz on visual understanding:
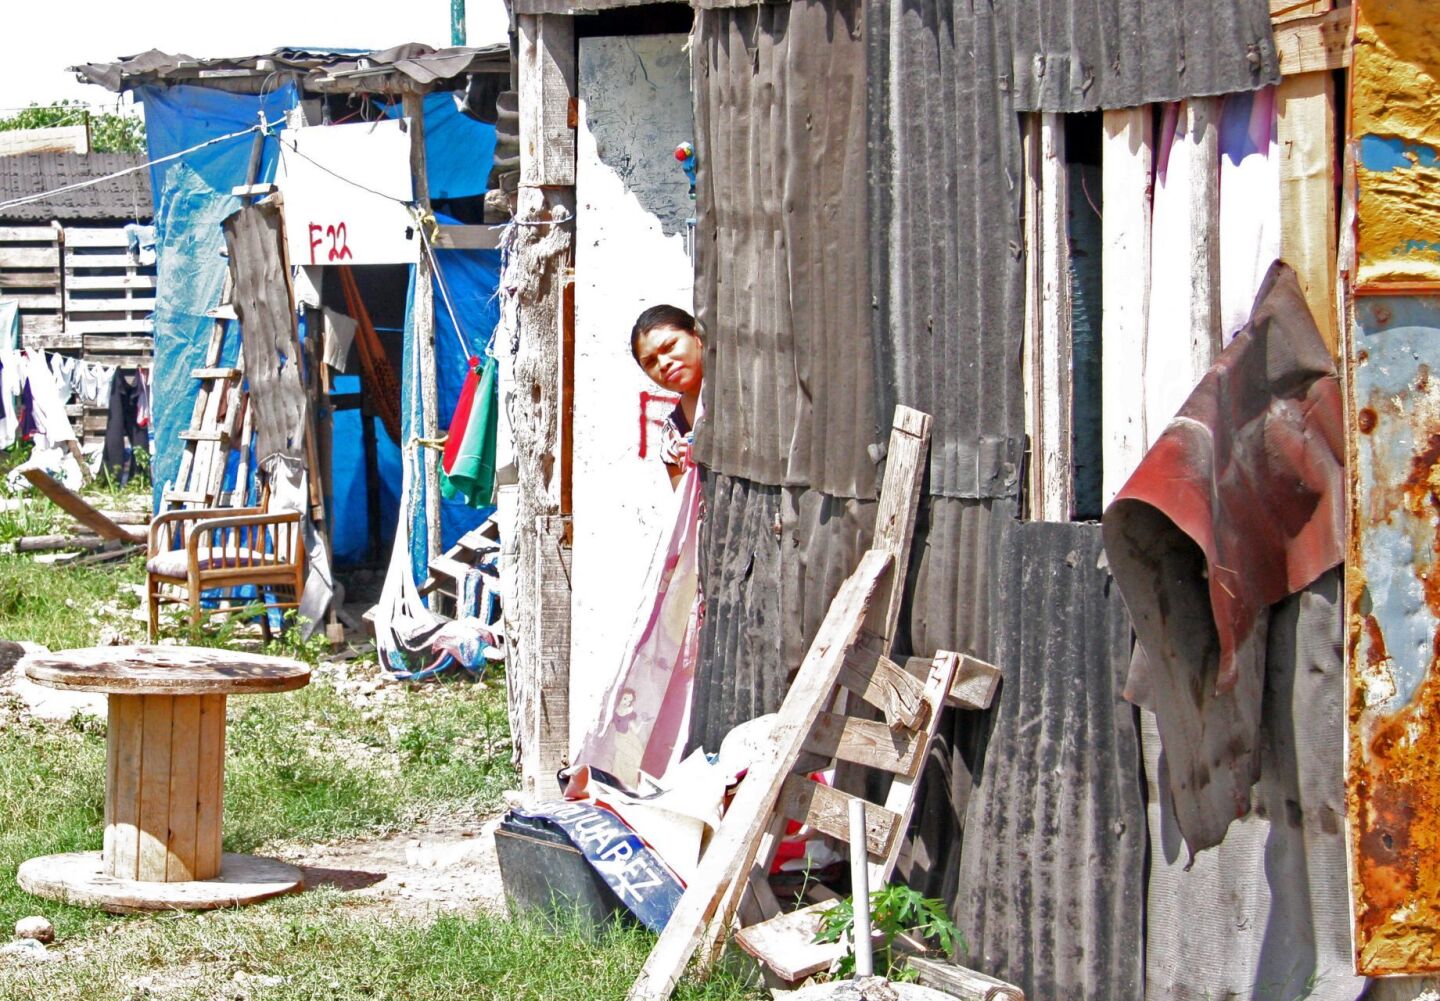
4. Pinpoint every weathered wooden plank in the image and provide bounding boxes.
[63,228,130,248]
[85,353,154,367]
[733,900,843,983]
[136,694,175,881]
[0,226,59,242]
[405,91,443,566]
[838,633,928,731]
[627,551,892,1001]
[905,956,1028,1001]
[6,293,60,310]
[865,405,931,643]
[1188,98,1223,378]
[434,224,503,251]
[1031,112,1073,522]
[223,201,307,462]
[0,247,61,269]
[1275,7,1351,75]
[519,14,577,187]
[1101,106,1154,505]
[777,774,899,859]
[802,711,924,776]
[533,515,572,784]
[0,270,61,289]
[108,693,144,879]
[21,470,144,543]
[1277,72,1338,354]
[64,297,156,313]
[194,694,226,879]
[165,696,202,881]
[22,330,80,352]
[66,274,156,291]
[903,651,1002,711]
[64,252,138,269]
[69,319,153,335]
